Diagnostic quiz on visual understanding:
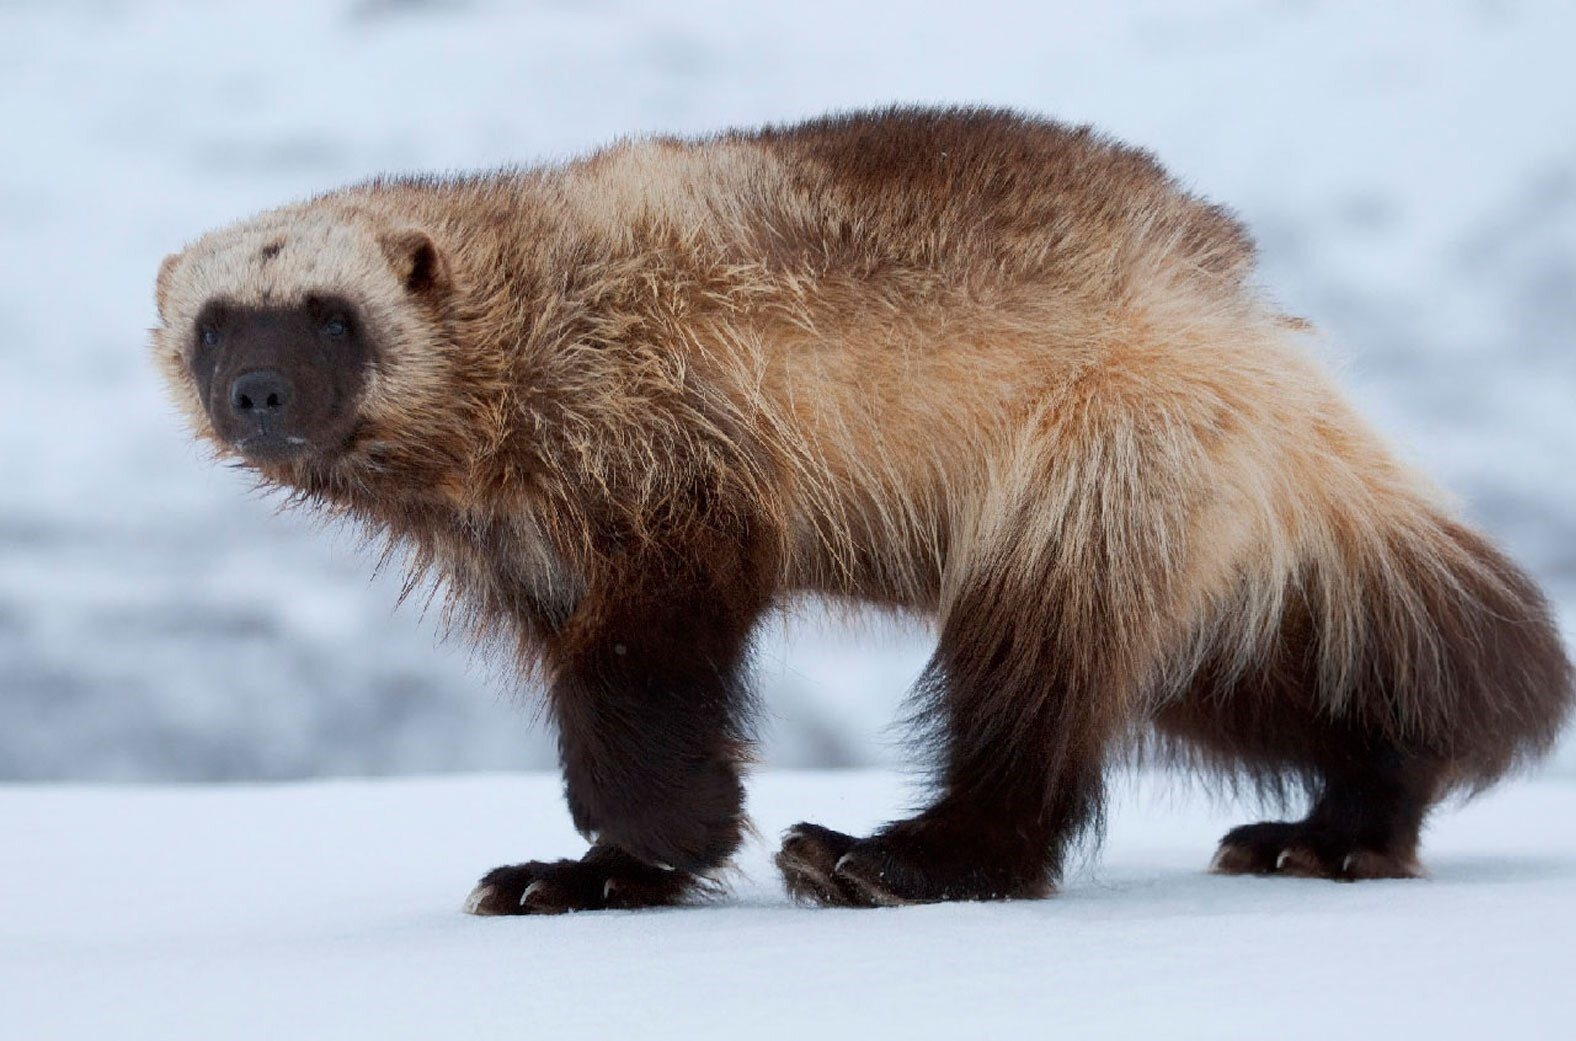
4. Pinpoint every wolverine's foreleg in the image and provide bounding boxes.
[467,524,772,915]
